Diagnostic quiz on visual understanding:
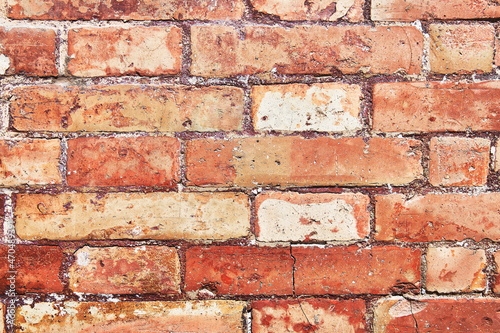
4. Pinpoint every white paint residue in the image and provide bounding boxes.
[0,54,10,74]
[257,199,360,242]
[255,87,361,132]
[76,249,90,266]
[18,303,59,325]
